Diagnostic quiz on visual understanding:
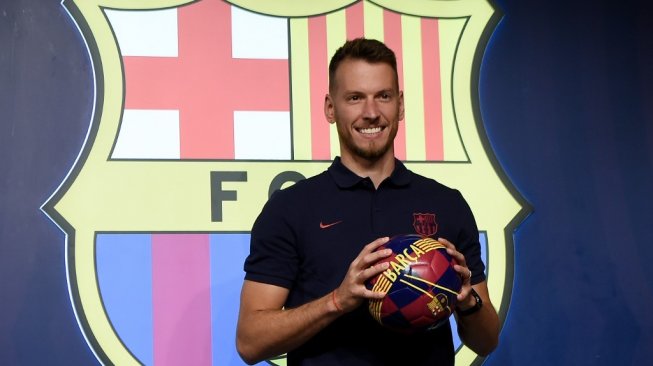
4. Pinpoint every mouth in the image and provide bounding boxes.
[355,126,385,135]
